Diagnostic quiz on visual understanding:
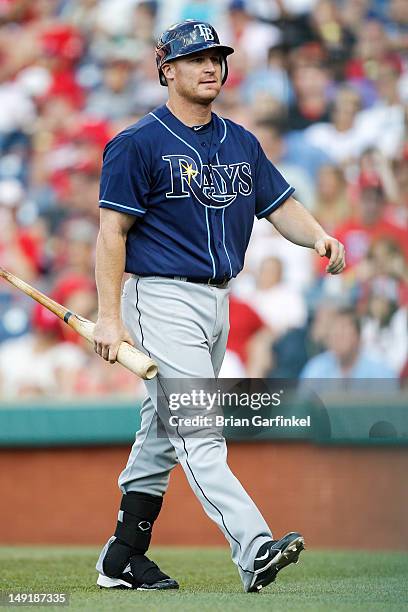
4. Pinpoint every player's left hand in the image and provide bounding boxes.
[314,236,346,274]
